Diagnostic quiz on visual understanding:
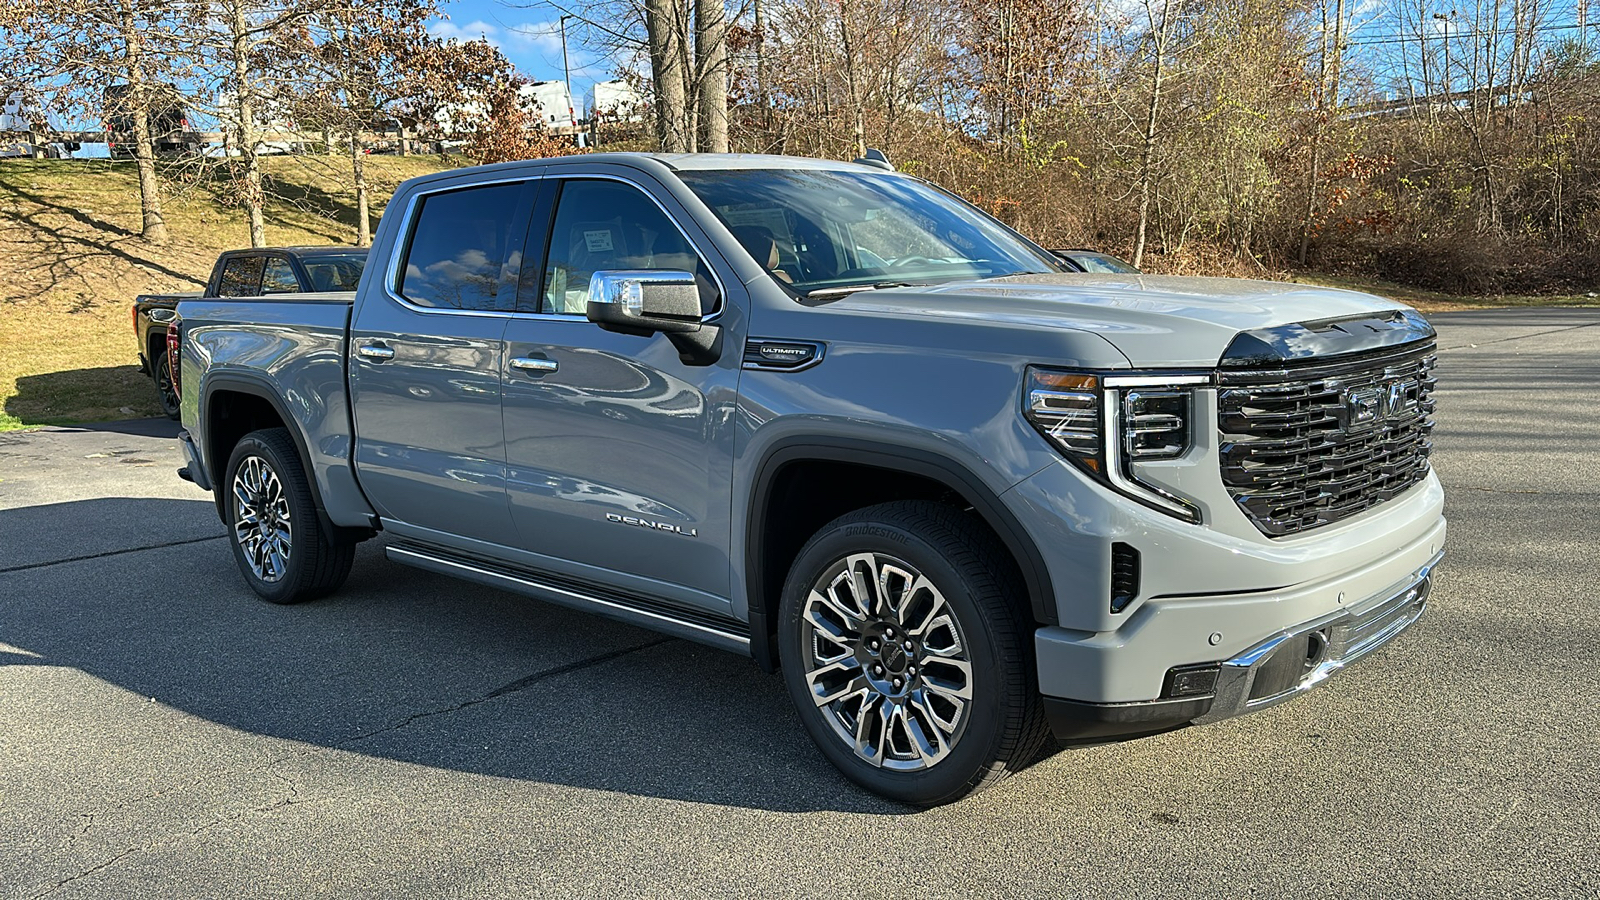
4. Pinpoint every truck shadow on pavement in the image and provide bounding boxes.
[0,497,909,814]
